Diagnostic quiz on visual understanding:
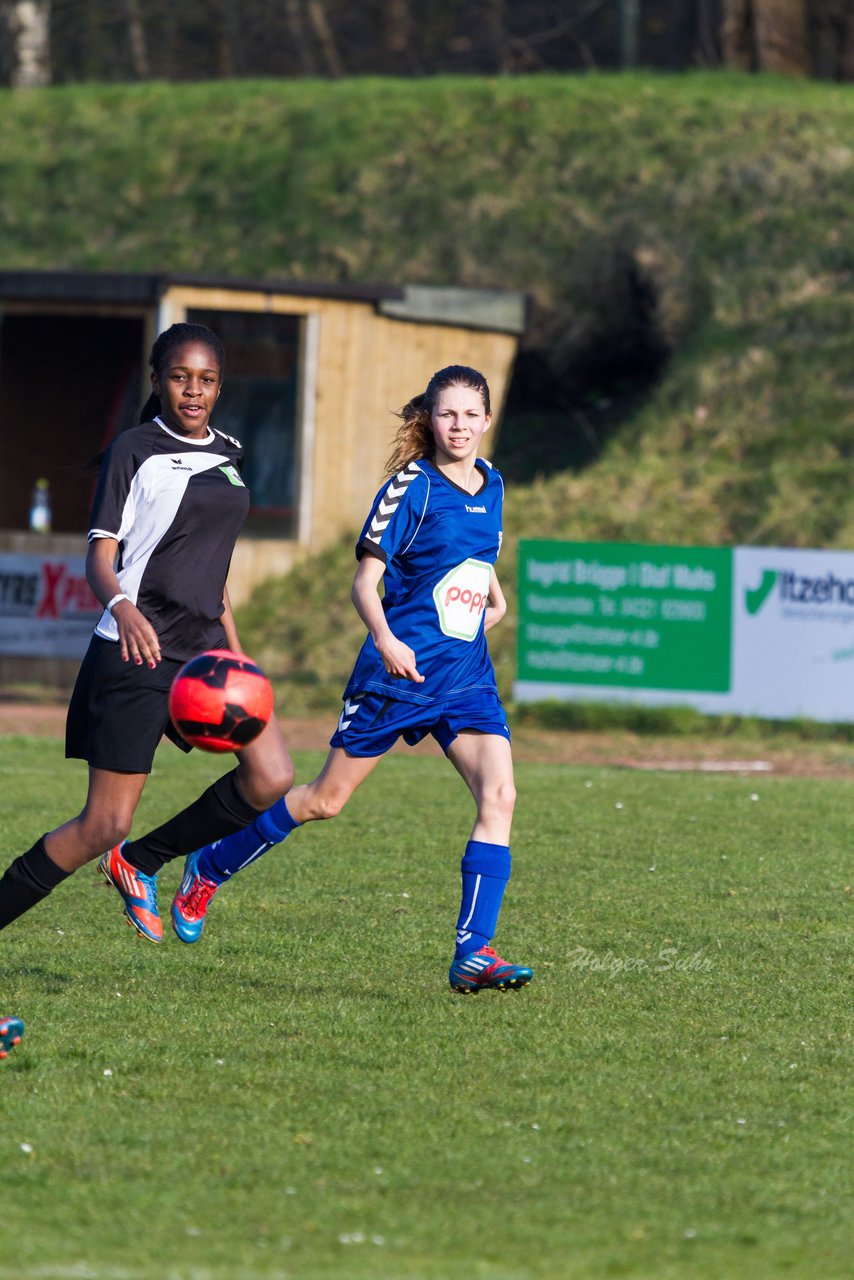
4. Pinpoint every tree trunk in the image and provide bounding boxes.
[213,0,245,77]
[836,3,854,79]
[383,0,409,62]
[283,0,317,75]
[721,0,812,74]
[125,0,148,79]
[619,0,640,68]
[1,0,51,87]
[753,0,812,75]
[721,0,754,69]
[480,0,507,72]
[306,0,343,76]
